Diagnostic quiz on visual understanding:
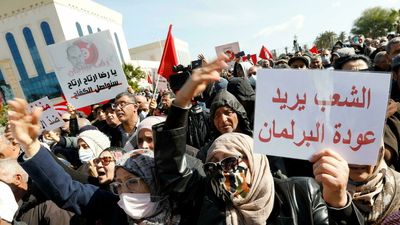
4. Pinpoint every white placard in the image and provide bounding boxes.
[254,69,391,165]
[46,30,128,108]
[28,97,64,131]
[215,42,240,66]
